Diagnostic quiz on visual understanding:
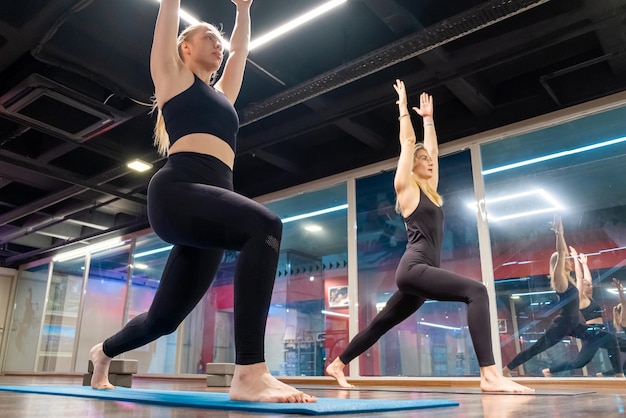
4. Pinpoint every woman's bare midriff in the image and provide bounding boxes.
[168,133,235,170]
